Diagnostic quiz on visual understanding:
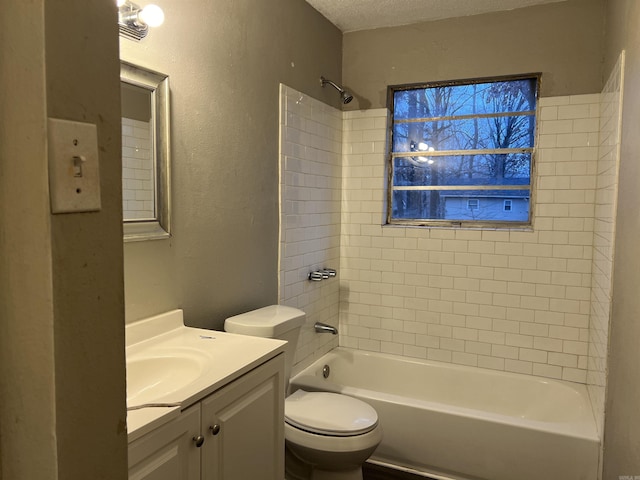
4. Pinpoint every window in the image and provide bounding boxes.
[387,74,539,227]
